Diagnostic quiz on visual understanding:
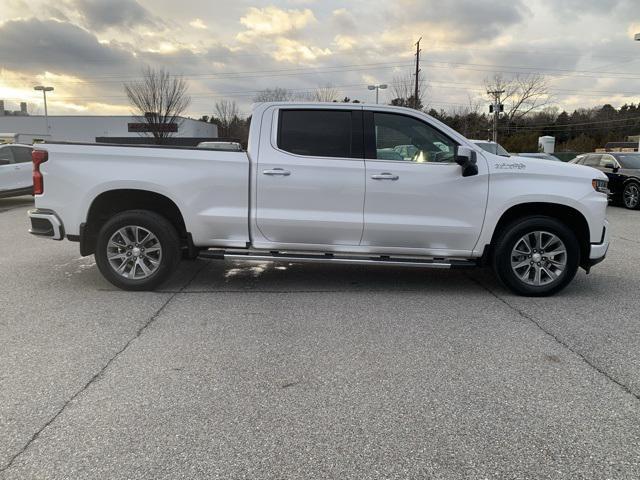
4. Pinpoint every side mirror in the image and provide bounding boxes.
[604,163,619,172]
[0,159,10,166]
[456,146,478,177]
